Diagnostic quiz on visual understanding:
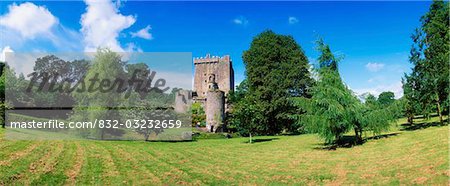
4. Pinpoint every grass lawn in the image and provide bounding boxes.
[0,118,448,185]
